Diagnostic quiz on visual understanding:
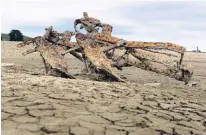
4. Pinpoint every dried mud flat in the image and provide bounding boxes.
[1,41,206,135]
